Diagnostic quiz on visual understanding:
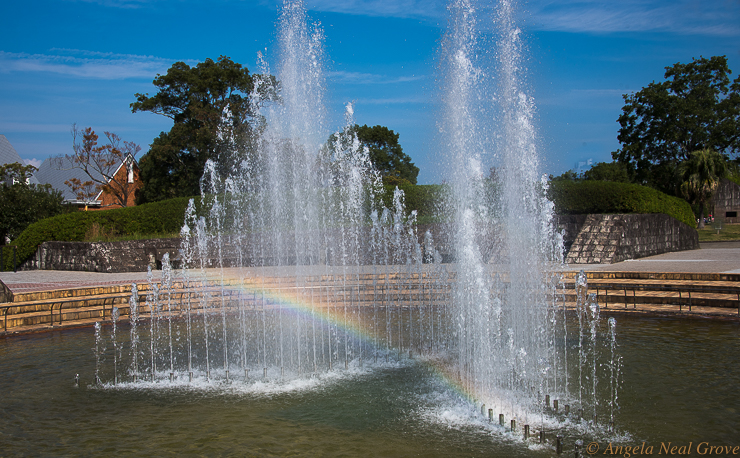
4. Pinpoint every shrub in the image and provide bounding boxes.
[5,197,199,269]
[548,180,697,228]
[379,184,446,223]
